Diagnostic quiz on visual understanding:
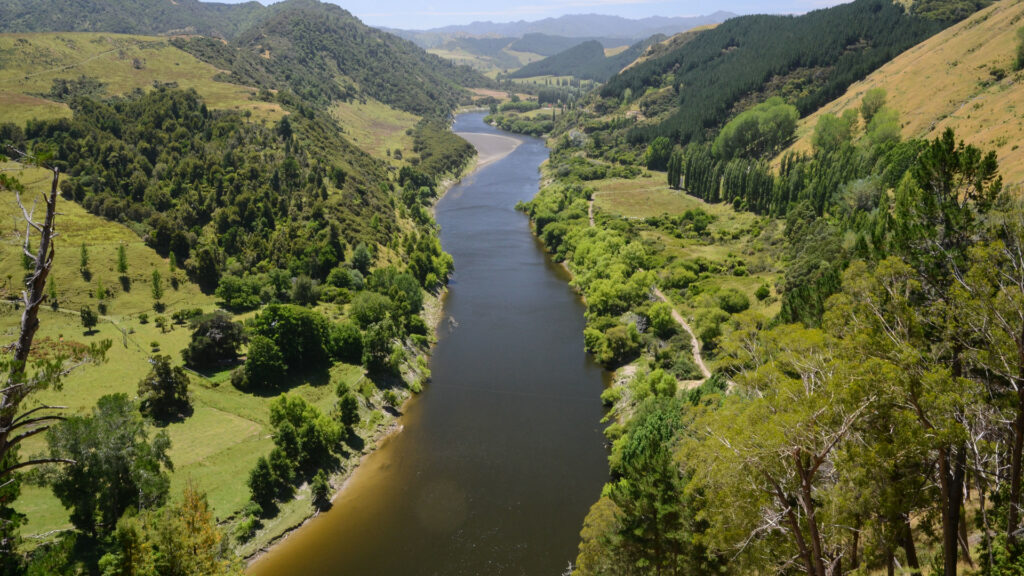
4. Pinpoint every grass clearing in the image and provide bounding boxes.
[0,164,380,556]
[0,32,284,124]
[590,174,784,333]
[329,97,420,160]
